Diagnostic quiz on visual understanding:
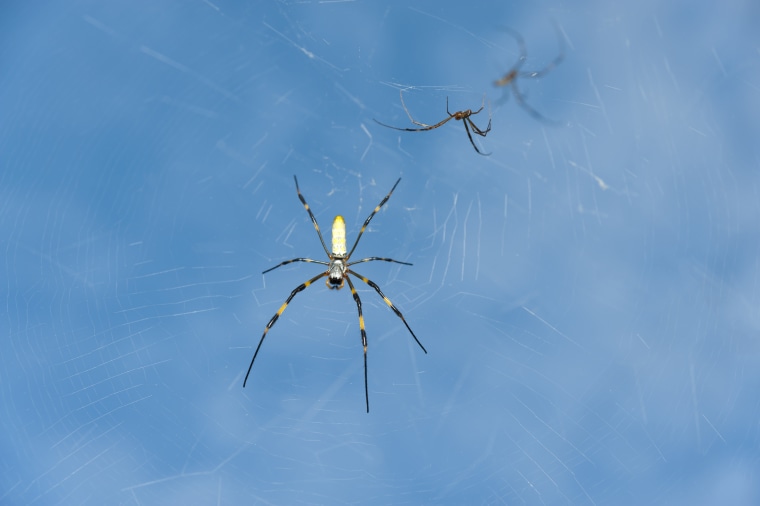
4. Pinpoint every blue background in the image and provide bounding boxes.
[2,1,759,504]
